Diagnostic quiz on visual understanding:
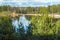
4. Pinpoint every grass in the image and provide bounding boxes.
[0,11,10,17]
